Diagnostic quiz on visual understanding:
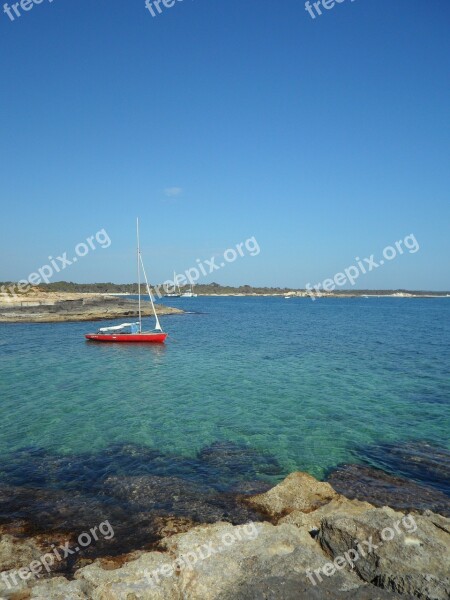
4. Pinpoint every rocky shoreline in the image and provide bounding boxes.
[0,293,183,323]
[0,469,448,599]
